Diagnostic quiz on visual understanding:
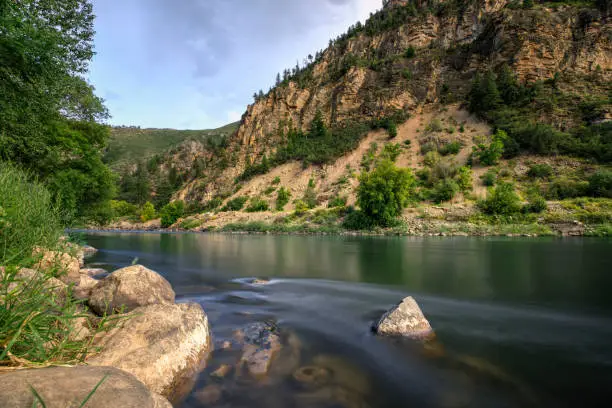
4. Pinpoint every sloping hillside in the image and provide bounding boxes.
[105,122,239,170]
